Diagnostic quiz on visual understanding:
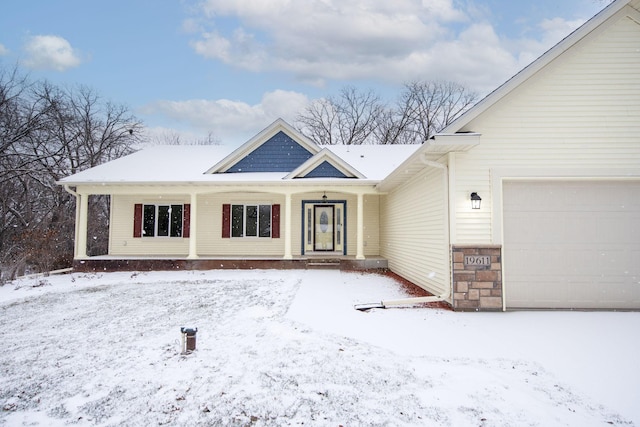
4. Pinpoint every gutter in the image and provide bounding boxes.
[63,184,78,197]
[355,156,452,311]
